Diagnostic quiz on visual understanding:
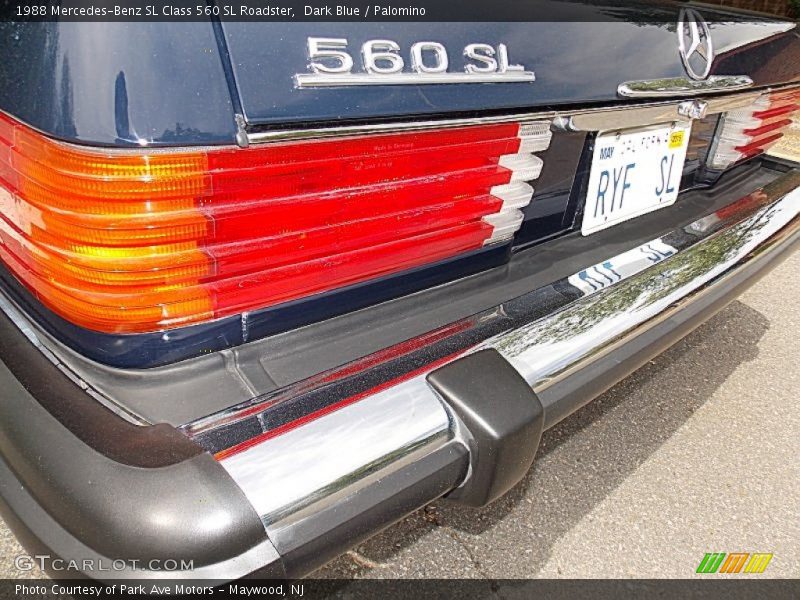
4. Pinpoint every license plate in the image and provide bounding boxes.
[581,122,692,235]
